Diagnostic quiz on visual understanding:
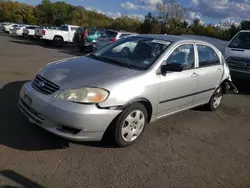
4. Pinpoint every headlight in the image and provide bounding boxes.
[56,87,109,104]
